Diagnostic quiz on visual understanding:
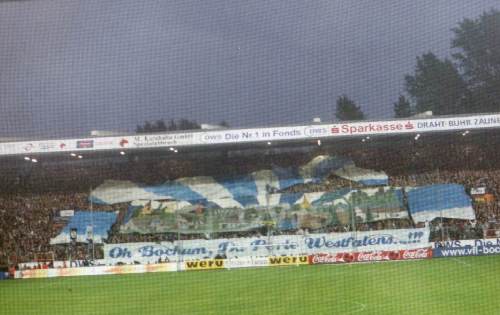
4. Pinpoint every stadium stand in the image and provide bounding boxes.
[1,129,500,268]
